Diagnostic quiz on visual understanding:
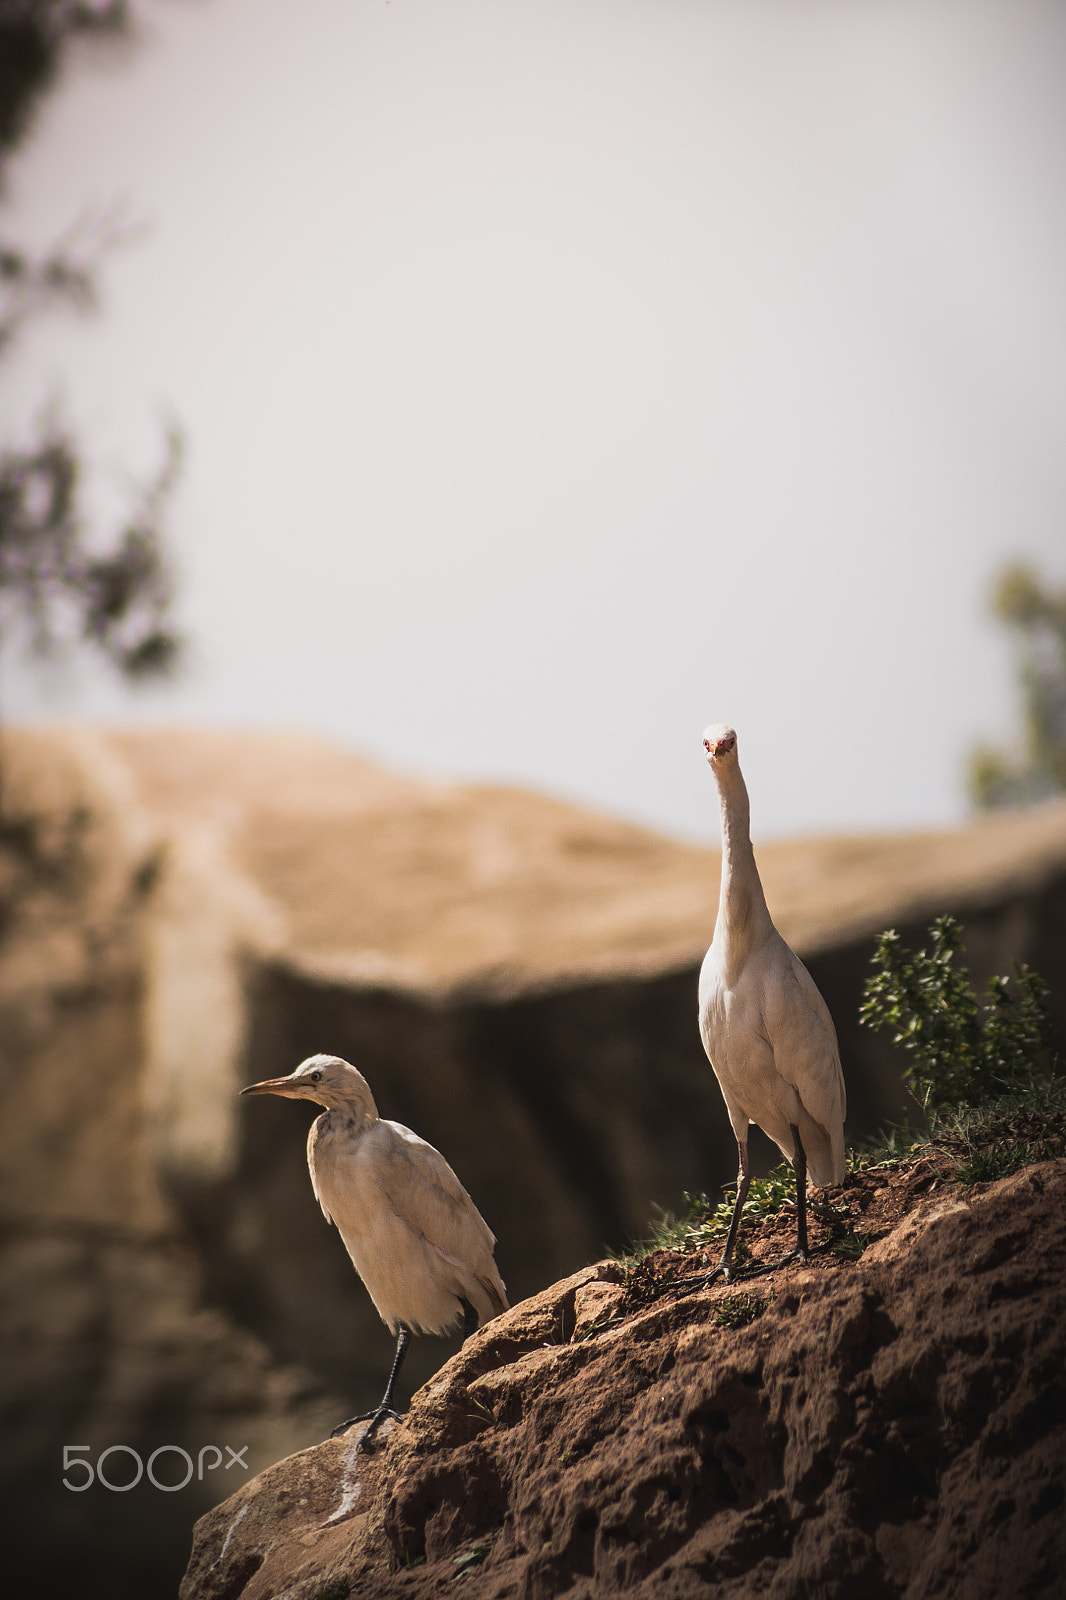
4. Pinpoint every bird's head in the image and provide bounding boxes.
[240,1054,379,1118]
[702,723,738,766]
